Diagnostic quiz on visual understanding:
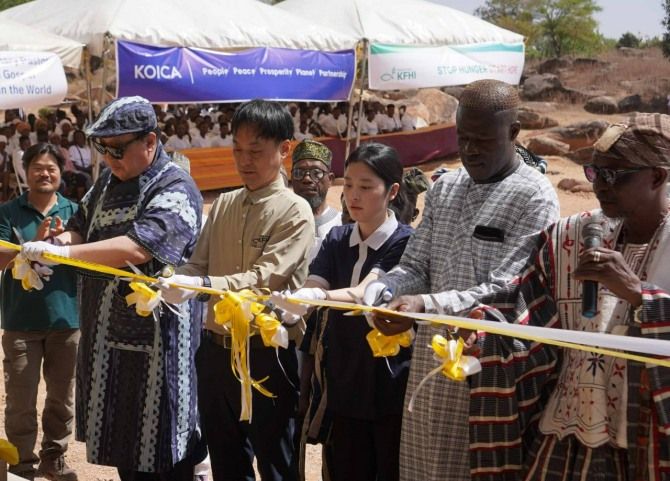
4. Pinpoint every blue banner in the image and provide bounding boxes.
[116,40,356,103]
